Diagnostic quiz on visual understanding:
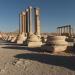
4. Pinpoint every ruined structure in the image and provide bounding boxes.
[41,36,68,52]
[27,7,42,47]
[57,25,74,36]
[16,11,27,44]
[14,6,42,46]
